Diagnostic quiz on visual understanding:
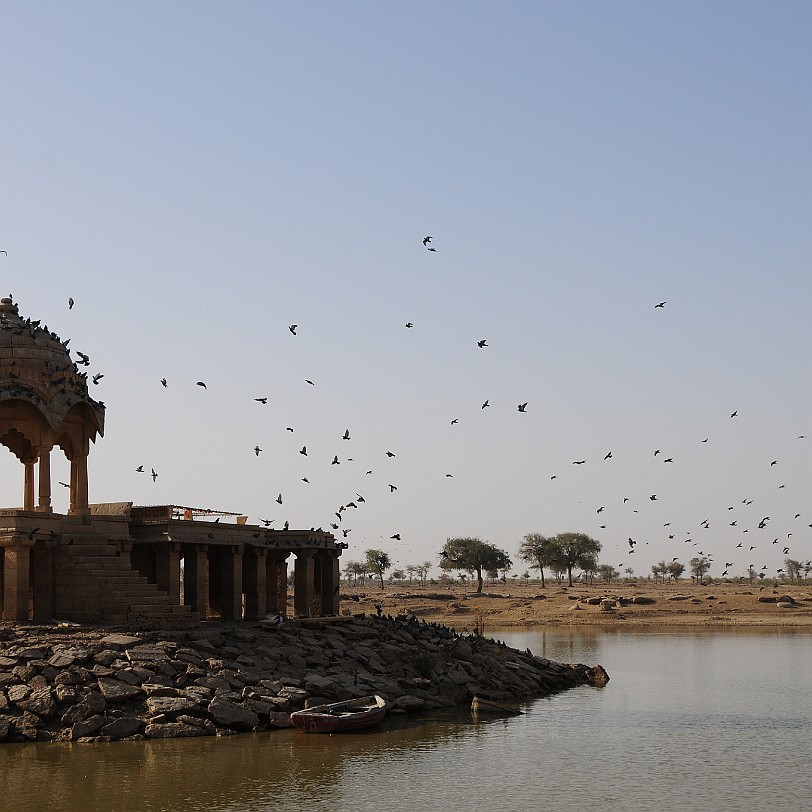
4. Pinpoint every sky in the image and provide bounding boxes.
[2,1,811,582]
